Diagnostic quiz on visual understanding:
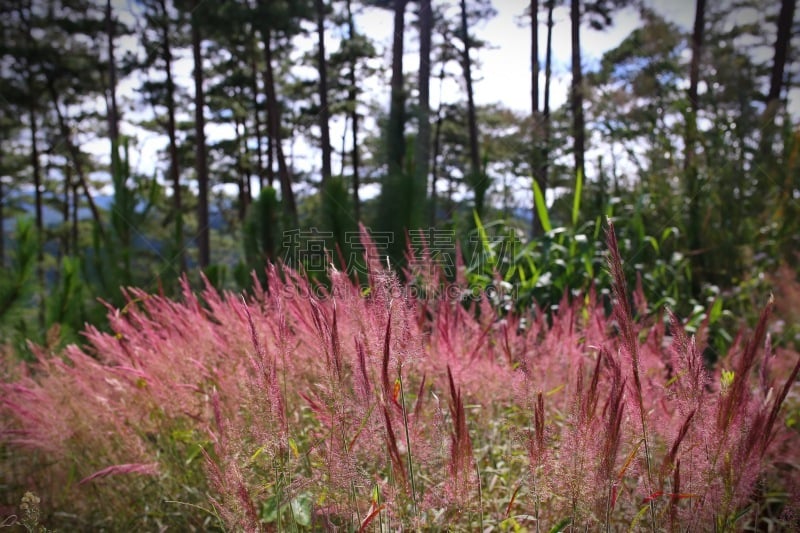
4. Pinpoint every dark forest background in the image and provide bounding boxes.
[1,0,798,357]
